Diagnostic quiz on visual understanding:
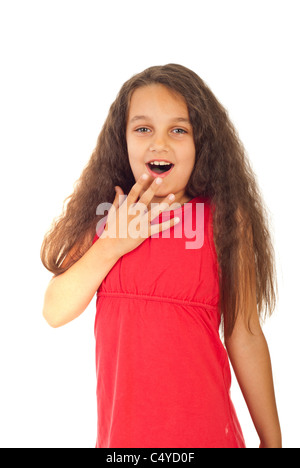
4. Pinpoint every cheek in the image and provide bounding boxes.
[127,142,145,180]
[178,147,196,176]
[127,138,143,162]
[180,163,194,182]
[128,153,145,170]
